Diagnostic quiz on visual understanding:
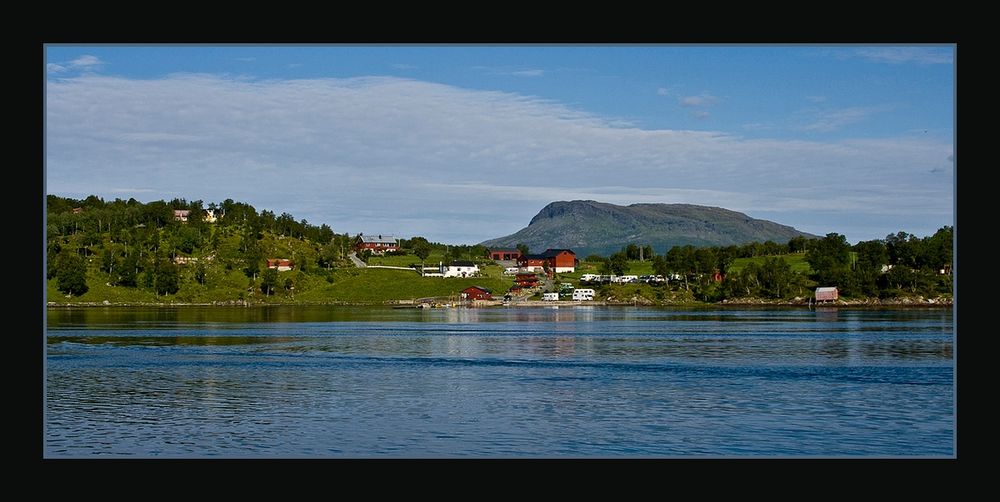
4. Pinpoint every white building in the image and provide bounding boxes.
[572,289,595,301]
[442,260,480,278]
